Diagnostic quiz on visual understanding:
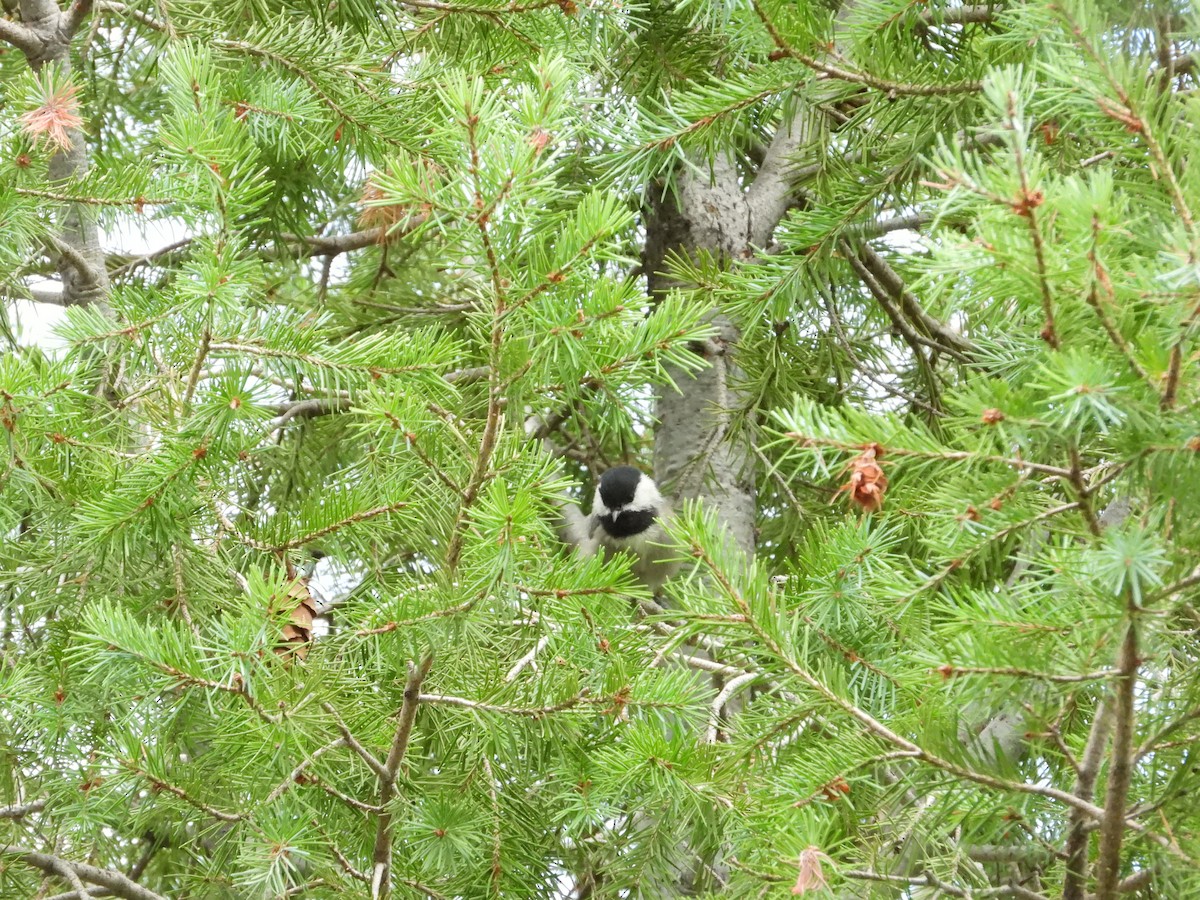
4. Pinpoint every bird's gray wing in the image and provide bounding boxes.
[559,503,598,557]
